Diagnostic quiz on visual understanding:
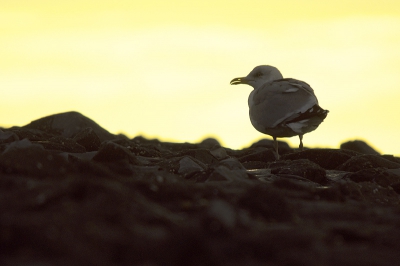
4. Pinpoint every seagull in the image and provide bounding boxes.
[230,65,328,160]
